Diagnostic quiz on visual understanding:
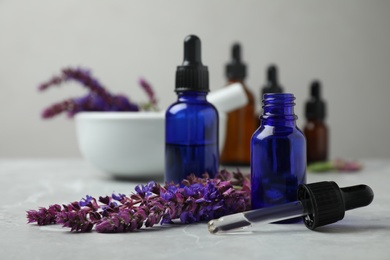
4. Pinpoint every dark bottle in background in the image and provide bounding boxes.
[257,65,284,126]
[165,35,219,184]
[261,65,283,96]
[220,43,256,166]
[304,80,328,164]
